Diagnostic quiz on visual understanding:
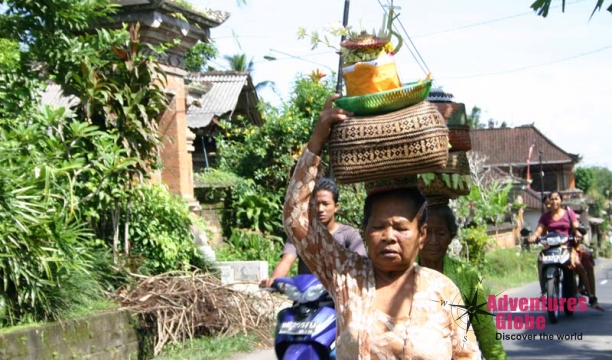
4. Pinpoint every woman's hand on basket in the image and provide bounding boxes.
[308,94,353,155]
